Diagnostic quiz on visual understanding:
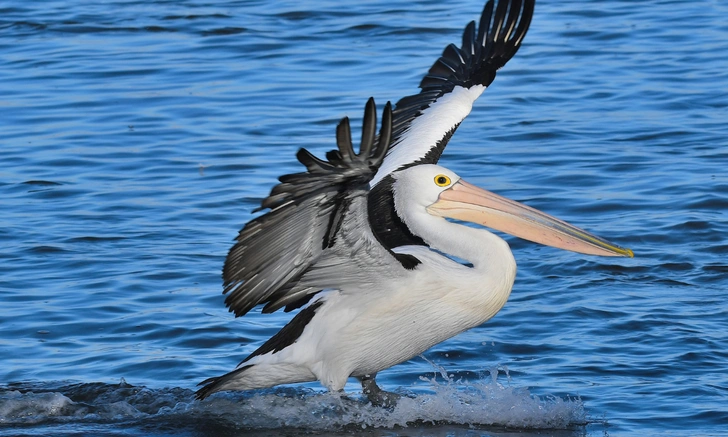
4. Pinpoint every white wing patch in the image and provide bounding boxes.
[371,84,486,186]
